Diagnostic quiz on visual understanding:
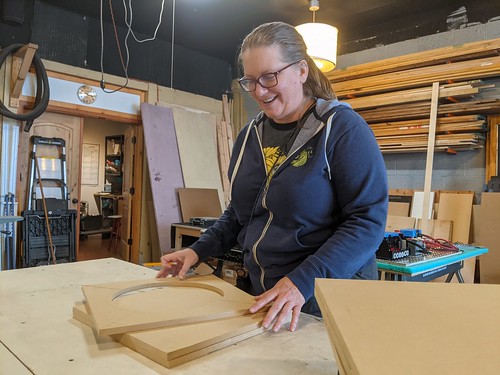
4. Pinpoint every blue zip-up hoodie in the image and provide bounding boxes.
[191,98,388,304]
